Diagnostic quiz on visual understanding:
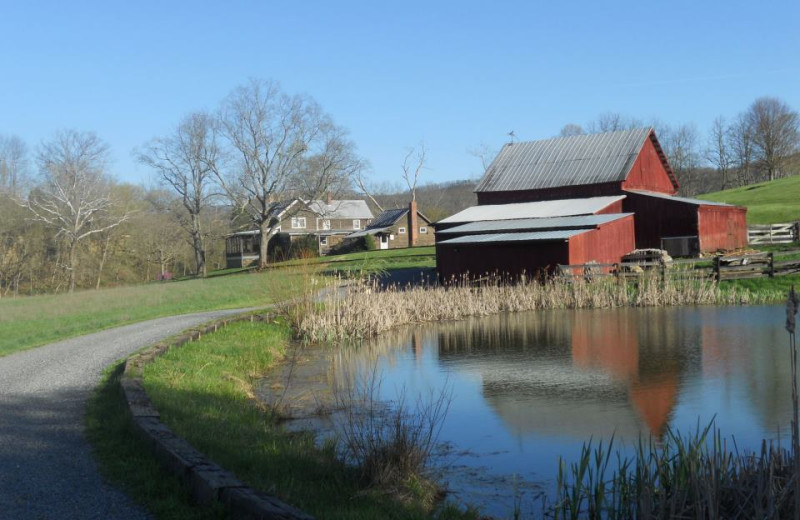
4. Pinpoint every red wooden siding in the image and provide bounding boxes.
[622,192,699,249]
[697,206,747,251]
[436,241,570,281]
[568,216,636,265]
[621,136,678,195]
